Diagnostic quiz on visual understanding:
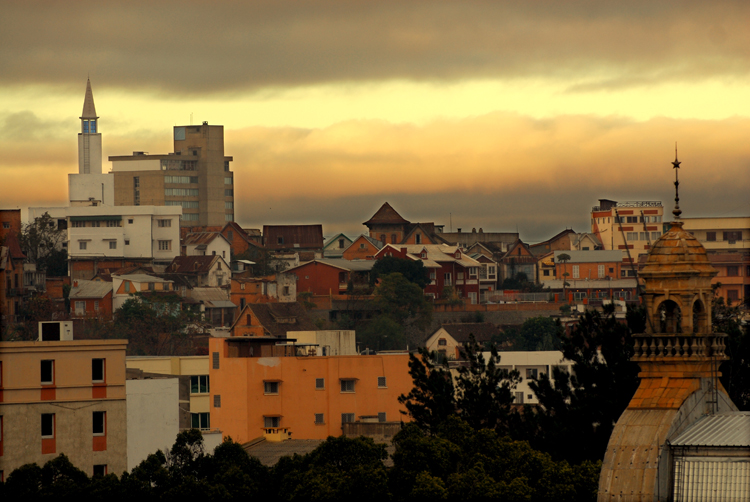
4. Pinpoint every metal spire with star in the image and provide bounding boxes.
[672,143,682,220]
